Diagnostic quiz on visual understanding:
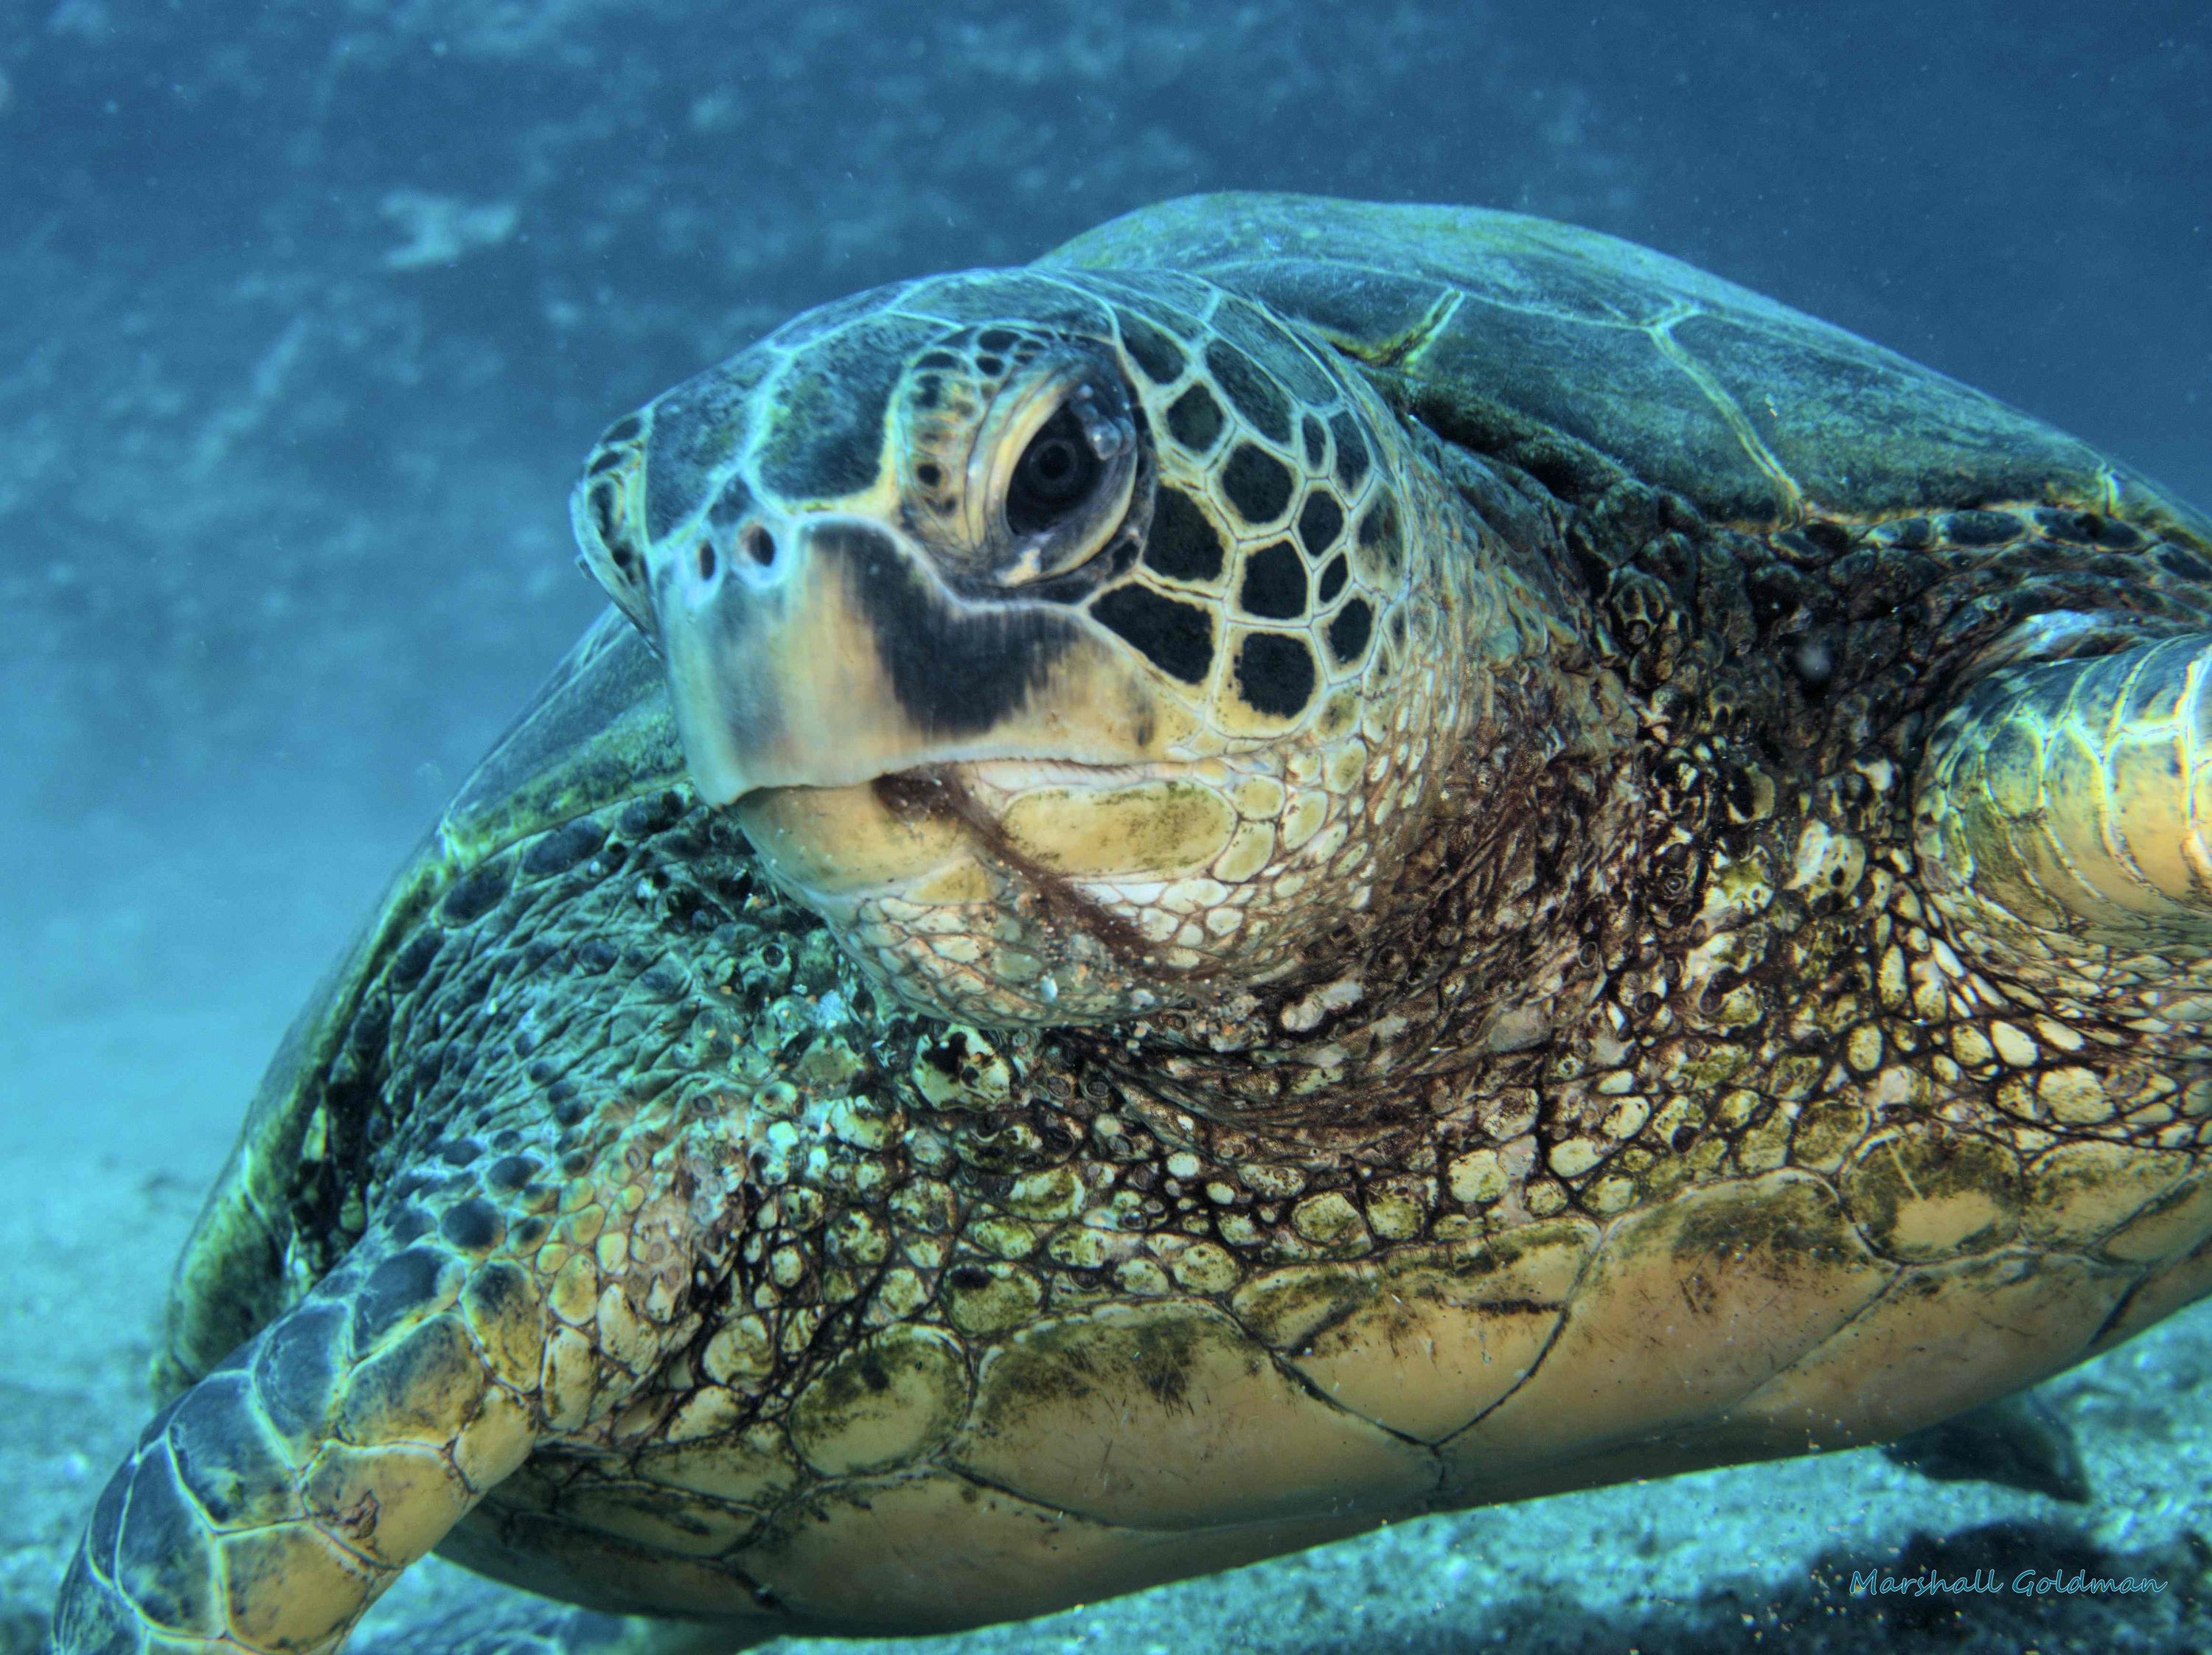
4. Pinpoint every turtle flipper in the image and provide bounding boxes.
[1918,633,2212,952]
[50,1233,550,1655]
